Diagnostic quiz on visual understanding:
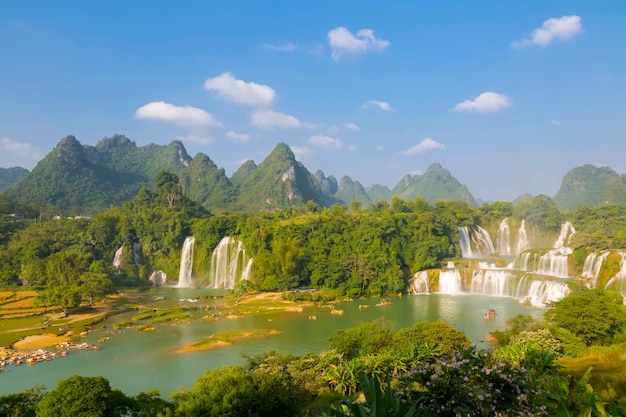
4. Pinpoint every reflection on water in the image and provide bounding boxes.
[1,293,543,397]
